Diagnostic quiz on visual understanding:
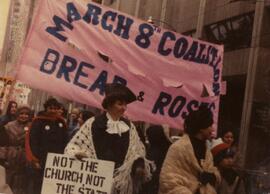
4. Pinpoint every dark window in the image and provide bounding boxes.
[205,12,254,51]
[92,0,102,4]
[182,29,196,37]
[218,74,246,140]
[92,0,115,4]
